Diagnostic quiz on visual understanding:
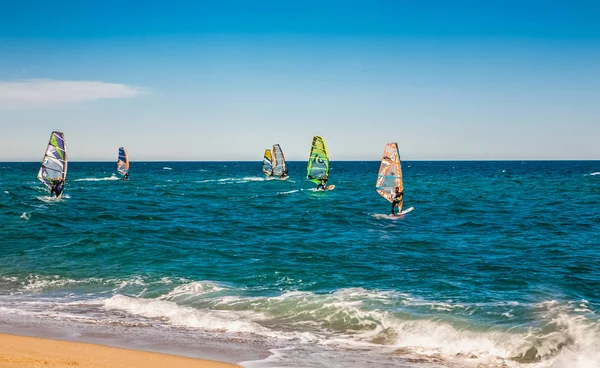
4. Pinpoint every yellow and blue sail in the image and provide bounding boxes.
[262,149,273,176]
[117,147,130,176]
